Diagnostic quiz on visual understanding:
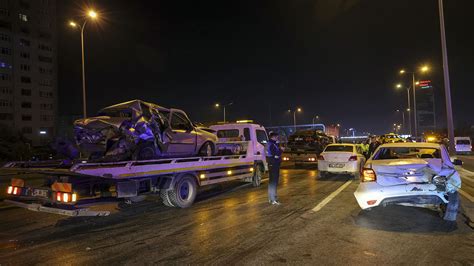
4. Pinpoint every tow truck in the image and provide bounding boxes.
[2,137,266,217]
